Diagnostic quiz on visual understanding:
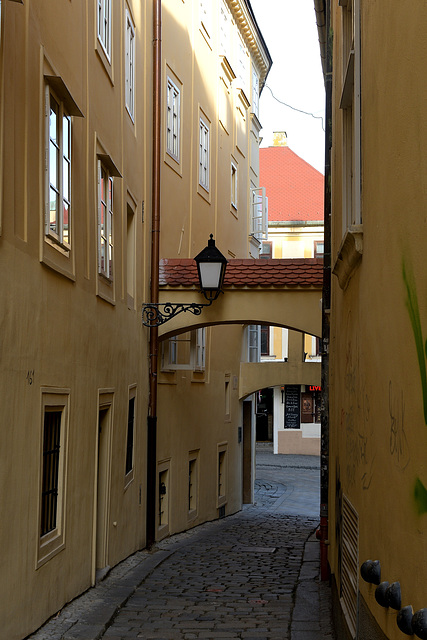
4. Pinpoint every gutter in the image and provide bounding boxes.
[147,0,161,548]
[314,0,327,78]
[314,0,331,582]
[269,220,324,228]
